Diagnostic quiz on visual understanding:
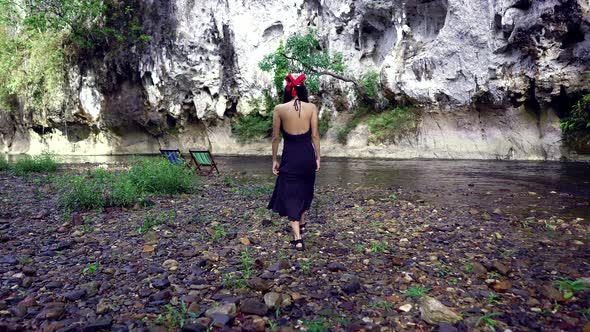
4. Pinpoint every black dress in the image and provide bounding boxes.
[267,124,316,221]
